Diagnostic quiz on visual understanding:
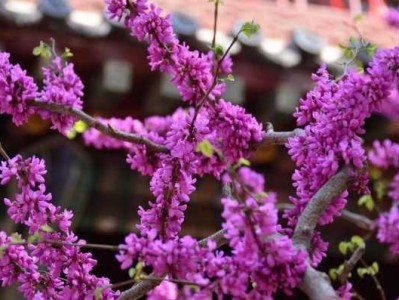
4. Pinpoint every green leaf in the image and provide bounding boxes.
[10,233,23,244]
[358,195,374,211]
[213,44,224,57]
[238,158,250,167]
[329,268,338,281]
[32,46,42,57]
[374,180,388,200]
[356,64,364,73]
[74,120,88,133]
[40,224,54,233]
[226,74,235,82]
[62,47,74,59]
[196,139,214,158]
[95,287,103,300]
[32,41,51,59]
[66,129,77,140]
[255,191,268,201]
[28,232,42,243]
[338,242,348,255]
[371,262,379,274]
[366,43,377,57]
[240,21,260,38]
[128,267,136,278]
[351,235,365,248]
[357,267,367,278]
[135,261,144,280]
